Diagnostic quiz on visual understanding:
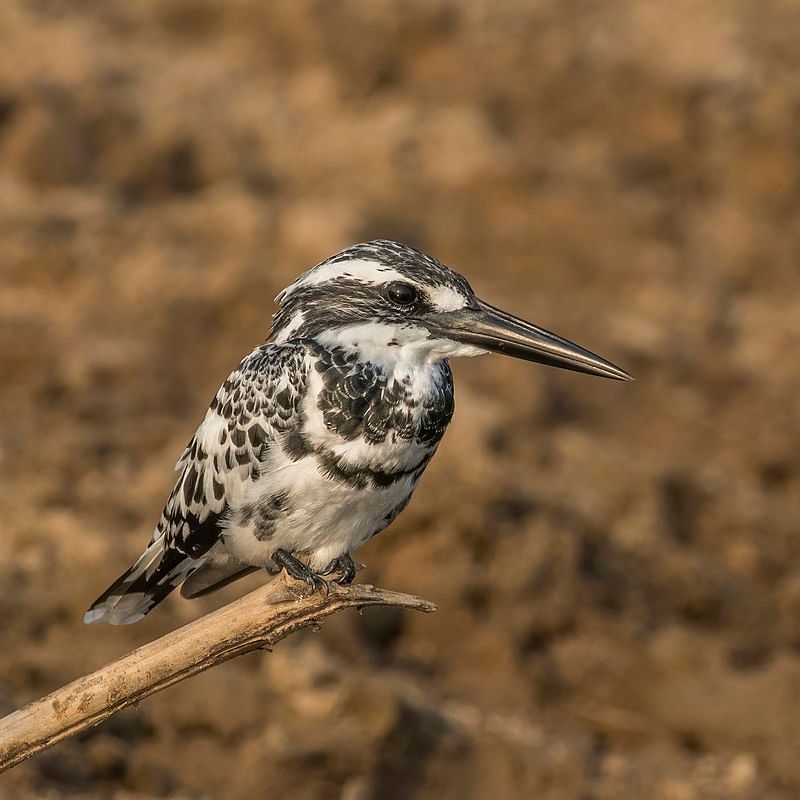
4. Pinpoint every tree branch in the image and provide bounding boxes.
[0,576,436,774]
